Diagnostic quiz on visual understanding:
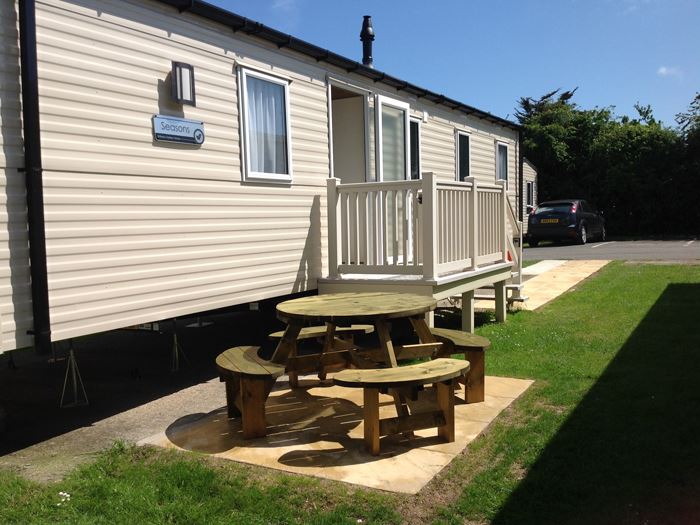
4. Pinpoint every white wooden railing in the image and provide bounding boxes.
[327,173,510,280]
[506,198,524,288]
